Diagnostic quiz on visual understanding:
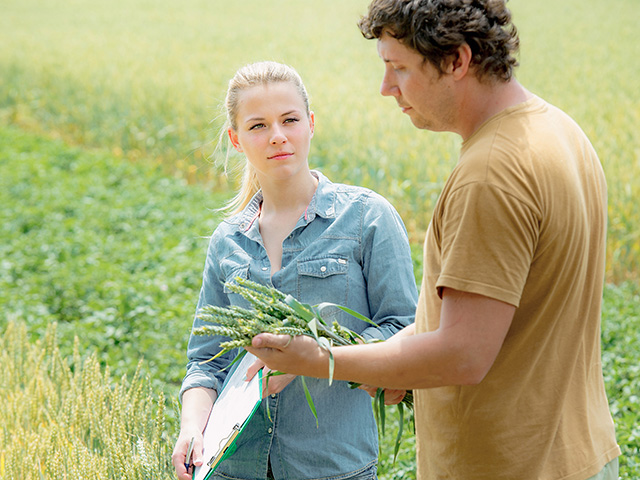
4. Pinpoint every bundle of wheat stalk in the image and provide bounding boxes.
[193,276,413,461]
